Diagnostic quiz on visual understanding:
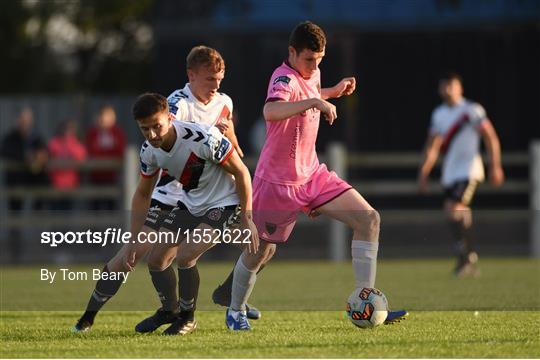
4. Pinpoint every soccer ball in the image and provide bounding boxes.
[346,287,388,328]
